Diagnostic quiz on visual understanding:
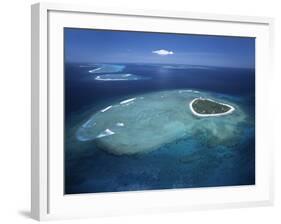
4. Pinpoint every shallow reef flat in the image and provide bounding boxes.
[88,64,125,73]
[87,64,150,81]
[76,90,246,155]
[94,73,150,81]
